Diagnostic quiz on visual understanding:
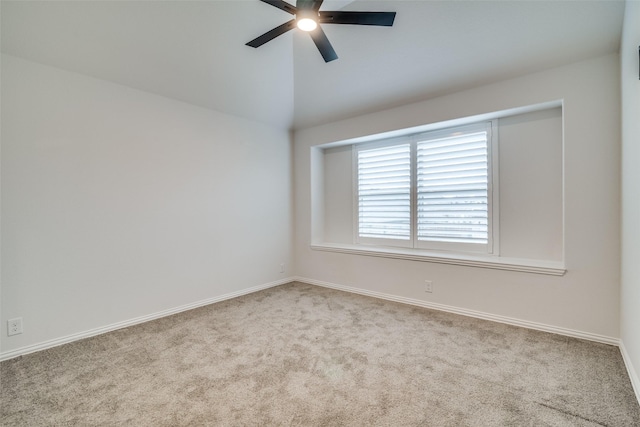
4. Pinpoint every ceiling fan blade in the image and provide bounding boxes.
[260,0,297,15]
[319,11,396,26]
[311,0,323,12]
[309,26,338,62]
[246,19,297,48]
[296,0,323,11]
